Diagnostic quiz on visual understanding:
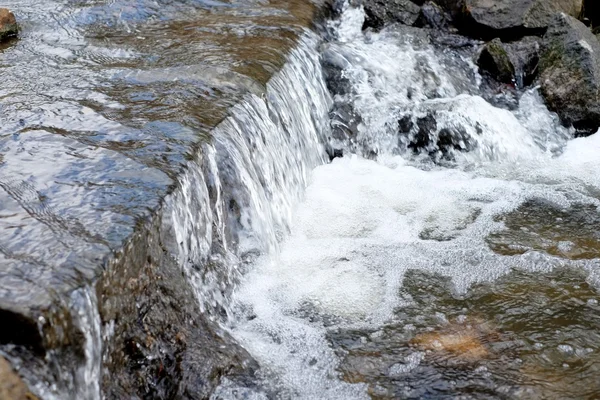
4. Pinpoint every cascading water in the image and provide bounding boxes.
[162,32,332,321]
[211,3,600,399]
[4,0,600,397]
